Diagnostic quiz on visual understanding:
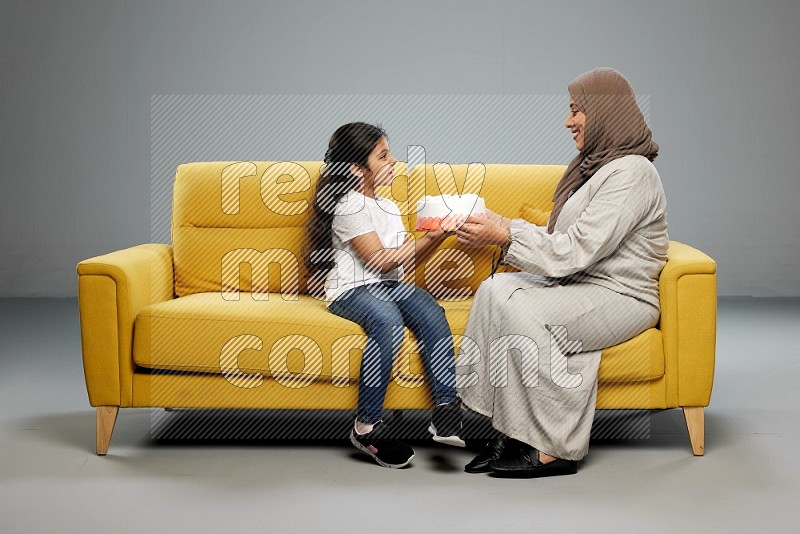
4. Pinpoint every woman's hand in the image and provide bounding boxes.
[456,216,509,248]
[484,208,503,225]
[484,208,512,229]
